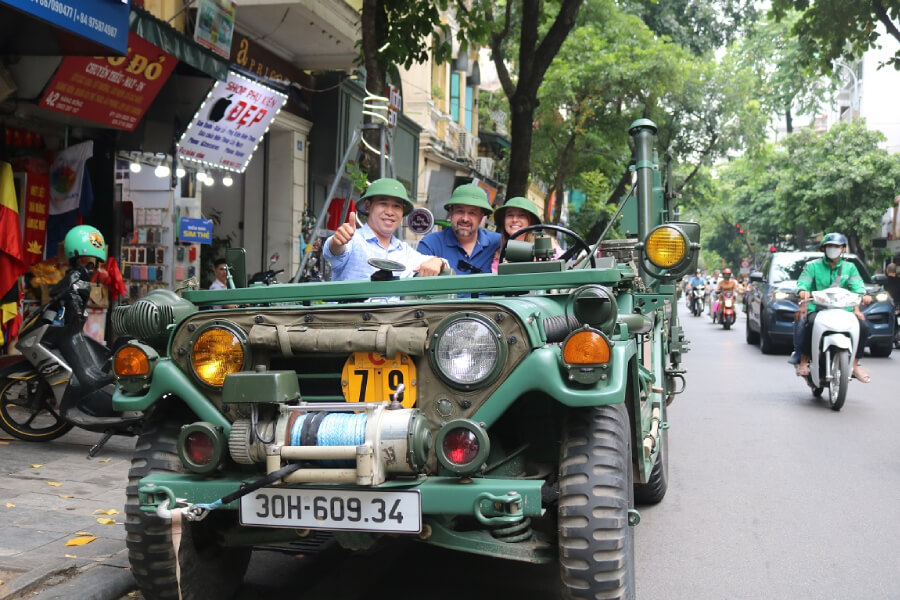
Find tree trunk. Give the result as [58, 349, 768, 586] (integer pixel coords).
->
[360, 0, 387, 178]
[785, 107, 793, 134]
[848, 232, 866, 263]
[506, 96, 535, 198]
[548, 133, 577, 223]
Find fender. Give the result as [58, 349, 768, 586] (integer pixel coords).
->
[821, 333, 853, 352]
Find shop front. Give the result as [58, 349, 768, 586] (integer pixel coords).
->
[0, 4, 230, 352]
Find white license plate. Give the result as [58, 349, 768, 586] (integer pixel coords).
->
[240, 487, 421, 533]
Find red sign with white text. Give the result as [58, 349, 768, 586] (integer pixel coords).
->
[23, 174, 50, 265]
[39, 33, 177, 132]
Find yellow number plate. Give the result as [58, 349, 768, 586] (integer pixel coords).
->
[341, 352, 417, 408]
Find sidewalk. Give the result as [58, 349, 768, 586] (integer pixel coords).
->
[0, 429, 137, 599]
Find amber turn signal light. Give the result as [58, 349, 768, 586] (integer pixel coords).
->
[562, 330, 611, 364]
[114, 346, 150, 377]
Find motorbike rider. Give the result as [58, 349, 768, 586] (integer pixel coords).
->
[794, 233, 872, 382]
[685, 270, 705, 309]
[52, 225, 107, 330]
[712, 268, 738, 319]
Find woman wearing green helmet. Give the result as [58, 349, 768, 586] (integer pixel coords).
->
[491, 196, 561, 273]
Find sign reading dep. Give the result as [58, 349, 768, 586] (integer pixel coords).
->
[179, 218, 214, 244]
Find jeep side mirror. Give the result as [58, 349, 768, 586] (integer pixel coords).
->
[226, 247, 247, 288]
[872, 274, 887, 284]
[749, 271, 763, 282]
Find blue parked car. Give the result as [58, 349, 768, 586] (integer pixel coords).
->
[746, 251, 894, 357]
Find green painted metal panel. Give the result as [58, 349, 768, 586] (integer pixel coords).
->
[137, 473, 544, 518]
[182, 269, 623, 306]
[112, 360, 231, 433]
[471, 342, 636, 426]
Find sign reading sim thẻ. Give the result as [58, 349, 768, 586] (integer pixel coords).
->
[176, 71, 287, 173]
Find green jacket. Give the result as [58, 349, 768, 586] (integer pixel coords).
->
[796, 258, 866, 312]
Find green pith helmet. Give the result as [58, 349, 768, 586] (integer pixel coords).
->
[358, 177, 415, 215]
[819, 232, 848, 249]
[64, 225, 107, 263]
[443, 183, 493, 215]
[493, 196, 542, 228]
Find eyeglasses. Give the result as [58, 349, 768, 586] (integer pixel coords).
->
[456, 259, 483, 274]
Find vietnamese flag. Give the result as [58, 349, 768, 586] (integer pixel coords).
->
[0, 162, 27, 304]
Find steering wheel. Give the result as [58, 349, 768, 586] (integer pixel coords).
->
[504, 224, 595, 269]
[368, 258, 405, 281]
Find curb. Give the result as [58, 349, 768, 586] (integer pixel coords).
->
[0, 562, 76, 600]
[27, 565, 134, 600]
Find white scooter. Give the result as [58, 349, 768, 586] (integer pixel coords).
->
[802, 288, 860, 411]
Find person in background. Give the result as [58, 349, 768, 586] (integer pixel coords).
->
[418, 183, 500, 274]
[883, 262, 900, 304]
[490, 196, 562, 273]
[323, 178, 447, 281]
[210, 258, 228, 290]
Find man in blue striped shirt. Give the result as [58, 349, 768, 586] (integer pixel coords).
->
[323, 178, 447, 281]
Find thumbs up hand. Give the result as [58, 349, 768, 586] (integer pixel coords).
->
[329, 209, 357, 255]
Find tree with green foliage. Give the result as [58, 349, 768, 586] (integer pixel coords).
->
[530, 0, 690, 224]
[776, 120, 900, 262]
[625, 0, 759, 57]
[457, 0, 584, 198]
[735, 12, 836, 133]
[771, 0, 900, 71]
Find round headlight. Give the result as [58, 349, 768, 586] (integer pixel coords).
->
[191, 325, 246, 387]
[875, 291, 890, 303]
[645, 226, 687, 269]
[432, 315, 505, 389]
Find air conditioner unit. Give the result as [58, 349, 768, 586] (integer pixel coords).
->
[475, 156, 494, 178]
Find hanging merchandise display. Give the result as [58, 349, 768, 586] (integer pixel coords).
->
[116, 159, 201, 301]
[176, 70, 287, 172]
[39, 33, 178, 132]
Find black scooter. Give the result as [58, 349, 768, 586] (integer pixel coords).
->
[0, 269, 142, 456]
[248, 252, 284, 286]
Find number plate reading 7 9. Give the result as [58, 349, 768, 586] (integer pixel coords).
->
[240, 488, 421, 533]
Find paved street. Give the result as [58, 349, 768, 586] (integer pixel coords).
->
[0, 429, 134, 598]
[636, 304, 900, 599]
[3, 305, 899, 599]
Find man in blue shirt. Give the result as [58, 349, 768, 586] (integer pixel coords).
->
[417, 183, 500, 274]
[323, 178, 447, 281]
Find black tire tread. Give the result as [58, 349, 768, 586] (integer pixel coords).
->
[559, 404, 634, 600]
[125, 405, 250, 599]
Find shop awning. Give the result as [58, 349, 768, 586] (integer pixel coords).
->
[129, 6, 230, 82]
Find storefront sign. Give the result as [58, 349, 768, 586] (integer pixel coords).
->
[178, 217, 213, 244]
[39, 33, 177, 132]
[386, 84, 401, 128]
[0, 0, 130, 55]
[193, 0, 235, 59]
[23, 173, 50, 265]
[176, 71, 287, 173]
[231, 30, 312, 117]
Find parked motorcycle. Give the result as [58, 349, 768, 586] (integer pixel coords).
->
[248, 252, 284, 286]
[690, 284, 706, 317]
[0, 274, 142, 455]
[800, 287, 860, 411]
[717, 290, 736, 329]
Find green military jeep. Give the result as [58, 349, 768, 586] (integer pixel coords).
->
[111, 120, 698, 600]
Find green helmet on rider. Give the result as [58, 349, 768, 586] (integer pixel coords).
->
[64, 225, 107, 267]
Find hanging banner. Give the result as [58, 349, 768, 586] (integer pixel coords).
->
[193, 0, 236, 59]
[39, 33, 178, 132]
[178, 217, 213, 244]
[23, 173, 50, 265]
[176, 71, 287, 173]
[48, 141, 92, 215]
[0, 0, 129, 55]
